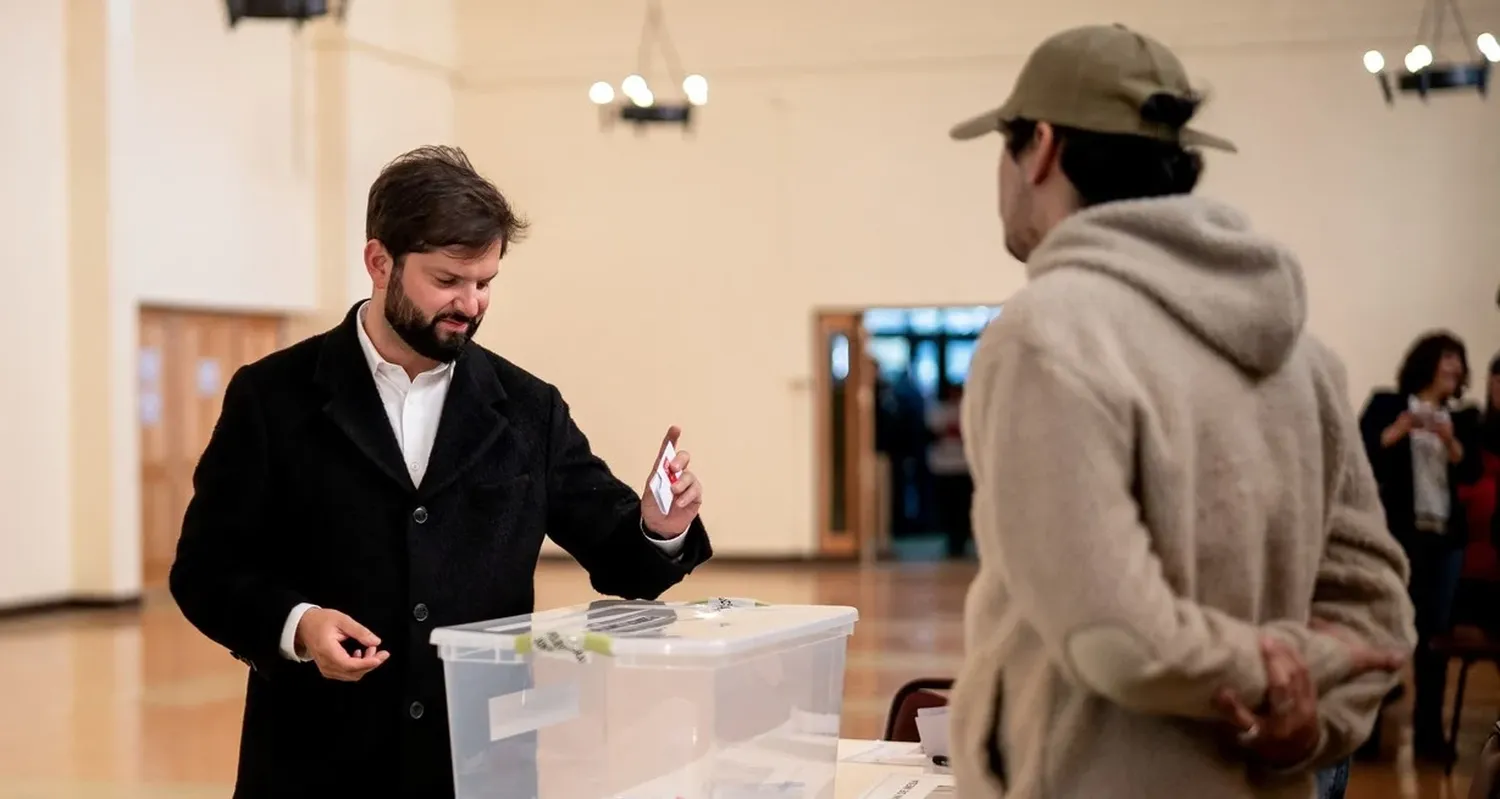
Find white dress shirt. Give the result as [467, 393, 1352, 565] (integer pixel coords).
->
[278, 301, 686, 661]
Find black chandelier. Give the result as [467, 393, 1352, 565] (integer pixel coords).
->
[1362, 0, 1497, 103]
[588, 1, 707, 132]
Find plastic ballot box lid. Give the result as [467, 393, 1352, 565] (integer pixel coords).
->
[431, 597, 859, 666]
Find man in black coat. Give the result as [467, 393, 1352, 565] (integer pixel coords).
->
[169, 145, 712, 798]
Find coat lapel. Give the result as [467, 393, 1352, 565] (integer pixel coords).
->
[419, 346, 510, 498]
[313, 303, 416, 493]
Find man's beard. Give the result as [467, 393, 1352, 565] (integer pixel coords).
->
[384, 276, 481, 363]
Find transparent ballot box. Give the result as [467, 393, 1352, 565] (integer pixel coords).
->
[431, 598, 858, 799]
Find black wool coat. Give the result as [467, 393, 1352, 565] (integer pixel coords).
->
[169, 302, 712, 798]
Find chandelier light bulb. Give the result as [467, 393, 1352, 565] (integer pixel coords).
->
[1404, 44, 1433, 72]
[622, 74, 649, 100]
[631, 88, 656, 107]
[1363, 50, 1385, 74]
[1479, 33, 1500, 62]
[588, 81, 616, 105]
[683, 74, 709, 106]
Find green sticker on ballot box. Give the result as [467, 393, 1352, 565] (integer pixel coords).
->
[516, 630, 613, 662]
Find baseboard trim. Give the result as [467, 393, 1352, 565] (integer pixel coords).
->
[0, 594, 144, 621]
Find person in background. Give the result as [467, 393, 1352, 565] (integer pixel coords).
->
[1485, 353, 1500, 459]
[927, 382, 972, 558]
[943, 24, 1415, 799]
[1449, 352, 1500, 637]
[169, 146, 712, 797]
[1359, 331, 1484, 760]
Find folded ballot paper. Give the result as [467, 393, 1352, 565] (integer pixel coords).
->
[914, 705, 950, 759]
[855, 774, 955, 799]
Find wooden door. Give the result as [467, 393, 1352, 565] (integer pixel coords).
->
[139, 308, 284, 587]
[814, 312, 878, 560]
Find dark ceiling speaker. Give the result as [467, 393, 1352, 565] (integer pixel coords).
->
[225, 0, 343, 27]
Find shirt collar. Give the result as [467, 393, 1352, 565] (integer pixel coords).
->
[355, 300, 455, 380]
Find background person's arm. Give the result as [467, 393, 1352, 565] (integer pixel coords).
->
[169, 368, 310, 678]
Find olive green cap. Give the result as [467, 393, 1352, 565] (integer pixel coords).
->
[950, 24, 1236, 152]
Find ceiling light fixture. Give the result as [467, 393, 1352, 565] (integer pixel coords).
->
[589, 1, 706, 133]
[1364, 0, 1493, 104]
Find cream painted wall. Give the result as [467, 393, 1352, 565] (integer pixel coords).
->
[0, 0, 460, 608]
[127, 0, 318, 313]
[454, 0, 1500, 556]
[0, 2, 72, 606]
[342, 0, 458, 308]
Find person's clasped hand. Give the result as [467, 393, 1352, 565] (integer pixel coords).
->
[295, 608, 390, 682]
[1214, 622, 1406, 767]
[1215, 636, 1322, 767]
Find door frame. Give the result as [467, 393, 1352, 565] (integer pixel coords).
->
[137, 305, 289, 587]
[812, 310, 878, 561]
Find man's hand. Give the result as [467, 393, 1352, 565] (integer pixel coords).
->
[1216, 623, 1407, 768]
[1216, 636, 1322, 768]
[295, 608, 390, 682]
[641, 426, 703, 537]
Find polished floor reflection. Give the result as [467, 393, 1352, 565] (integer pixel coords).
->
[0, 560, 1493, 798]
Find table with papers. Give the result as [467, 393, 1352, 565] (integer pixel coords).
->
[834, 739, 952, 799]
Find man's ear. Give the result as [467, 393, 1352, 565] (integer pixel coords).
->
[364, 240, 392, 290]
[1026, 121, 1062, 186]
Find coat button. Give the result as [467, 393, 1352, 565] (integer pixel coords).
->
[413, 506, 428, 524]
[413, 603, 429, 622]
[409, 701, 425, 720]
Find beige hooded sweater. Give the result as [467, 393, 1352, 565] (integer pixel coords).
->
[949, 195, 1417, 799]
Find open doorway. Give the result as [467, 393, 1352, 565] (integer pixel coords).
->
[813, 305, 1002, 563]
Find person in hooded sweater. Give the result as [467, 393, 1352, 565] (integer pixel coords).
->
[942, 24, 1417, 799]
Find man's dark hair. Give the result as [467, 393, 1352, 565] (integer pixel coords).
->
[365, 145, 528, 268]
[1397, 330, 1470, 399]
[1003, 93, 1206, 207]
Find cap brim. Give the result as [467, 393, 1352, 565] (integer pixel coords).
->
[949, 107, 1006, 141]
[1180, 127, 1238, 153]
[951, 106, 1238, 153]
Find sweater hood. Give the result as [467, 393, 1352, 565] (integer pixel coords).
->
[1027, 195, 1307, 378]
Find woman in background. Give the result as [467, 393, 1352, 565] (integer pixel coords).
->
[1458, 355, 1500, 630]
[1359, 332, 1485, 759]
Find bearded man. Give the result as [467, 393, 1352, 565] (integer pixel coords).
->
[170, 145, 712, 798]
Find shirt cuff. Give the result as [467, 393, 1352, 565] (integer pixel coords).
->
[641, 516, 691, 557]
[280, 602, 320, 662]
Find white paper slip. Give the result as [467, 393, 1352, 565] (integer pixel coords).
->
[856, 774, 955, 799]
[914, 705, 950, 758]
[648, 441, 678, 515]
[839, 740, 930, 767]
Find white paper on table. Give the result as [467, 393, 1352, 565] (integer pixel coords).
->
[839, 740, 930, 767]
[914, 705, 950, 758]
[855, 774, 955, 799]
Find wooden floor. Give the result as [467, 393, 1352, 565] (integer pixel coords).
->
[0, 560, 1494, 798]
